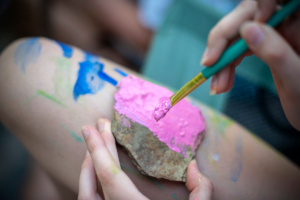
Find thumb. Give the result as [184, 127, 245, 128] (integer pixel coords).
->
[186, 160, 213, 200]
[240, 22, 300, 90]
[240, 22, 300, 130]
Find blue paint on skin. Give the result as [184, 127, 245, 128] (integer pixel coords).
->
[73, 60, 117, 100]
[229, 136, 243, 182]
[56, 42, 73, 58]
[114, 68, 128, 77]
[84, 52, 99, 62]
[14, 38, 41, 73]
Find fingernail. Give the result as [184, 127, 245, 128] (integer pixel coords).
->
[191, 159, 197, 165]
[85, 150, 90, 157]
[81, 126, 89, 140]
[201, 48, 209, 66]
[241, 23, 264, 47]
[97, 118, 104, 132]
[209, 75, 218, 95]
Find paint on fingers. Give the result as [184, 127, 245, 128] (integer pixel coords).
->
[14, 38, 41, 73]
[110, 164, 121, 175]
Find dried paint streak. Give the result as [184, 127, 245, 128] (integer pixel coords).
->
[14, 38, 41, 73]
[61, 124, 84, 143]
[73, 60, 117, 100]
[120, 163, 164, 190]
[114, 68, 128, 77]
[52, 57, 73, 100]
[70, 132, 84, 143]
[56, 41, 73, 58]
[171, 194, 182, 200]
[229, 136, 243, 182]
[33, 90, 68, 108]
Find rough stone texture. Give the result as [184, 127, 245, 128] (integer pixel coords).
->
[111, 110, 202, 182]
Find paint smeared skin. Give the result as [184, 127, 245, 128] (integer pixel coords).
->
[229, 136, 243, 182]
[56, 42, 73, 58]
[73, 61, 117, 100]
[114, 68, 128, 77]
[14, 38, 41, 73]
[52, 57, 73, 101]
[29, 90, 68, 108]
[84, 52, 99, 62]
[61, 124, 84, 143]
[114, 75, 205, 156]
[171, 194, 182, 200]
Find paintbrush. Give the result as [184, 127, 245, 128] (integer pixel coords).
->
[154, 0, 300, 121]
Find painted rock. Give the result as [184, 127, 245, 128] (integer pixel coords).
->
[111, 75, 206, 182]
[112, 110, 203, 182]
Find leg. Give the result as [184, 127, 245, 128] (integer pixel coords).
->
[0, 37, 299, 200]
[0, 37, 186, 199]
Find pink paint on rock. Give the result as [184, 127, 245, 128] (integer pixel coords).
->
[114, 75, 205, 156]
[154, 98, 172, 121]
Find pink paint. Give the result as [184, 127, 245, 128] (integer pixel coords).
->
[114, 75, 205, 155]
[154, 98, 172, 121]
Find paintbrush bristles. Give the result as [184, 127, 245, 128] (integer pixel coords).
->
[170, 72, 207, 106]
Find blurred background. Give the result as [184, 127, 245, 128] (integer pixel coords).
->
[0, 0, 299, 199]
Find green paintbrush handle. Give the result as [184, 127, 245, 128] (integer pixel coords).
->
[202, 0, 300, 79]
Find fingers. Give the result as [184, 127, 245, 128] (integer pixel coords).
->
[201, 0, 257, 66]
[97, 118, 120, 165]
[202, 0, 257, 94]
[240, 22, 300, 84]
[78, 151, 102, 200]
[81, 123, 147, 200]
[186, 160, 213, 200]
[255, 0, 277, 22]
[240, 22, 300, 129]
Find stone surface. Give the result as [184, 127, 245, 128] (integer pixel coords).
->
[111, 110, 204, 182]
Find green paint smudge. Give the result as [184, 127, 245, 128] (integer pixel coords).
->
[52, 57, 73, 101]
[208, 110, 233, 136]
[110, 164, 120, 174]
[29, 90, 68, 108]
[61, 124, 84, 143]
[70, 132, 84, 143]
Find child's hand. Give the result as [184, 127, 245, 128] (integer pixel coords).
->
[202, 0, 300, 130]
[78, 118, 213, 200]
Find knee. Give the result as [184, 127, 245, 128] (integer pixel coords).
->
[0, 37, 62, 116]
[0, 37, 59, 75]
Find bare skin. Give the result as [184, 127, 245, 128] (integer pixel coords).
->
[0, 38, 299, 199]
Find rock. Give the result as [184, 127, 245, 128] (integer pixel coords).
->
[111, 110, 201, 182]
